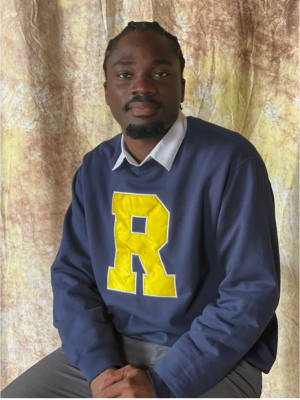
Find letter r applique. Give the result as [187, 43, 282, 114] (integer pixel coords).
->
[107, 192, 177, 297]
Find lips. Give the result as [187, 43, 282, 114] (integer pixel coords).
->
[129, 102, 160, 117]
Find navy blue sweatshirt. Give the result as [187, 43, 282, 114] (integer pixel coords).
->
[51, 116, 280, 397]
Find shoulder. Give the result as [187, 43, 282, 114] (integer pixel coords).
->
[185, 116, 263, 165]
[73, 134, 122, 188]
[82, 134, 122, 170]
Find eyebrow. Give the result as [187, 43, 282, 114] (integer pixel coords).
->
[112, 59, 173, 68]
[113, 60, 134, 68]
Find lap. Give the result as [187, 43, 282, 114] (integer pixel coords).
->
[1, 348, 91, 398]
[1, 336, 262, 398]
[199, 359, 262, 398]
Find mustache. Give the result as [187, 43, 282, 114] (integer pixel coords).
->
[123, 95, 163, 112]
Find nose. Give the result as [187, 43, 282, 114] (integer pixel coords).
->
[130, 74, 158, 96]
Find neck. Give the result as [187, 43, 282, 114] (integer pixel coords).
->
[123, 134, 164, 164]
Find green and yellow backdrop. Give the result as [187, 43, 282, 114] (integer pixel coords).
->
[1, 1, 299, 397]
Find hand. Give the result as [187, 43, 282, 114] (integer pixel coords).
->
[94, 365, 156, 398]
[90, 367, 117, 397]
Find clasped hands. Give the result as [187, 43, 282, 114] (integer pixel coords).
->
[91, 365, 156, 398]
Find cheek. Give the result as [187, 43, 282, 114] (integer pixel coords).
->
[106, 93, 126, 123]
[167, 88, 183, 108]
[169, 83, 183, 100]
[106, 90, 121, 110]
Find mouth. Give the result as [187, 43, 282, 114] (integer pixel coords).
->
[129, 102, 160, 117]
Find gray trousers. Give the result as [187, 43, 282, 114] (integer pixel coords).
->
[2, 334, 262, 398]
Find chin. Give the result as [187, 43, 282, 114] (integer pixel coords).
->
[125, 121, 167, 140]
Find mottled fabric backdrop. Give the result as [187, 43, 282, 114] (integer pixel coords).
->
[1, 0, 299, 397]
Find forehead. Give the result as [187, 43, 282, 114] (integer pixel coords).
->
[107, 31, 180, 67]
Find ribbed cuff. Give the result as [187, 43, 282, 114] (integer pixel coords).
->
[74, 344, 124, 384]
[147, 370, 177, 398]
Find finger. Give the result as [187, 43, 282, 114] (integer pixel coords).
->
[98, 381, 124, 398]
[98, 368, 127, 391]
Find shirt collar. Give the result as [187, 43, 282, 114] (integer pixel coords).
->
[112, 111, 187, 171]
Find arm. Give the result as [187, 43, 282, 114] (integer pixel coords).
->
[148, 157, 280, 397]
[51, 167, 124, 385]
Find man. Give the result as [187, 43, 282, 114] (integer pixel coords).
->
[2, 21, 280, 398]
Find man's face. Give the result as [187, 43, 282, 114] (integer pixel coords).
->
[104, 31, 185, 138]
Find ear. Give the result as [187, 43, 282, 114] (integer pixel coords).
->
[103, 82, 109, 105]
[181, 78, 186, 103]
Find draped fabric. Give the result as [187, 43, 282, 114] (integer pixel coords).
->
[1, 1, 298, 397]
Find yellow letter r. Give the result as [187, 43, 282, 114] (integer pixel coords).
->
[108, 192, 177, 297]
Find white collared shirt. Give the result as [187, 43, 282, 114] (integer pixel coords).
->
[112, 111, 187, 171]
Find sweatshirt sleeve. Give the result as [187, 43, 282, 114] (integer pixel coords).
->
[147, 370, 176, 398]
[51, 167, 124, 383]
[152, 157, 280, 398]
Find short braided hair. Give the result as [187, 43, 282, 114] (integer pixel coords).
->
[103, 21, 185, 79]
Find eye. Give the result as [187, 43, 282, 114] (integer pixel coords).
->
[117, 72, 132, 78]
[153, 72, 169, 78]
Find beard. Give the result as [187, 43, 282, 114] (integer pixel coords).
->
[125, 121, 166, 140]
